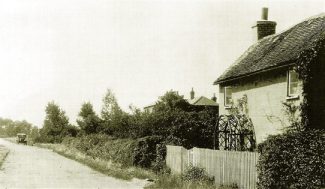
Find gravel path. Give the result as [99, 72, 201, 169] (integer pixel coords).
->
[0, 138, 148, 189]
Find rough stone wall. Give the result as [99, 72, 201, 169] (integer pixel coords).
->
[219, 69, 302, 144]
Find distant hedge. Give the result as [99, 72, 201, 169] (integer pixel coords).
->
[257, 129, 325, 189]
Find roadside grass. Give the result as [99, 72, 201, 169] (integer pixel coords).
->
[0, 145, 9, 168]
[145, 173, 215, 189]
[145, 173, 238, 189]
[35, 143, 156, 181]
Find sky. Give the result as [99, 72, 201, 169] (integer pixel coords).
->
[0, 0, 324, 127]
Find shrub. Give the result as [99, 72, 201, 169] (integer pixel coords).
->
[151, 143, 167, 173]
[62, 134, 165, 168]
[146, 171, 216, 189]
[182, 166, 214, 184]
[62, 134, 137, 166]
[133, 135, 164, 168]
[257, 129, 325, 189]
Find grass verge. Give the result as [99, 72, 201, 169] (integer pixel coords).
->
[145, 174, 217, 189]
[35, 143, 156, 181]
[0, 145, 9, 168]
[145, 166, 238, 189]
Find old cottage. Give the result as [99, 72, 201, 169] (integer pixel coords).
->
[214, 9, 325, 145]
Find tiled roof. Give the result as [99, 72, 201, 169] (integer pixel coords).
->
[214, 13, 325, 84]
[187, 96, 218, 106]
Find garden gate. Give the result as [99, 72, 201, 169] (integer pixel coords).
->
[215, 115, 256, 151]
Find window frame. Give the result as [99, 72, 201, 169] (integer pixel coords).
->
[224, 86, 233, 107]
[287, 69, 299, 98]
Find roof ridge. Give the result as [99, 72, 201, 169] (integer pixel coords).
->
[193, 96, 203, 104]
[273, 12, 325, 37]
[214, 12, 325, 84]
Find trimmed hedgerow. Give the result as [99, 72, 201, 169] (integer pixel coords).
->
[257, 129, 325, 189]
[62, 134, 165, 168]
[62, 134, 137, 166]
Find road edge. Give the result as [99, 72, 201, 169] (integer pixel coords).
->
[0, 145, 9, 169]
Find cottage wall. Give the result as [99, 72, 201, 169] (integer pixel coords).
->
[219, 69, 302, 144]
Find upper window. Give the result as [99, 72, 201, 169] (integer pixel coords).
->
[224, 87, 233, 107]
[287, 70, 299, 97]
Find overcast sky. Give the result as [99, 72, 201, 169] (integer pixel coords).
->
[0, 0, 324, 127]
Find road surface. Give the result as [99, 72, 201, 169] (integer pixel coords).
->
[0, 139, 148, 189]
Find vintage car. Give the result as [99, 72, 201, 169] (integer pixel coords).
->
[16, 133, 27, 145]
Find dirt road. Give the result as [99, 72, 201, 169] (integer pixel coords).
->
[0, 139, 148, 189]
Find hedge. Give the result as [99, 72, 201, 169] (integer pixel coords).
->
[62, 134, 164, 168]
[257, 129, 325, 189]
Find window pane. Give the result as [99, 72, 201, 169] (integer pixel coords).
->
[289, 70, 299, 96]
[290, 82, 298, 95]
[225, 87, 232, 106]
[290, 71, 299, 82]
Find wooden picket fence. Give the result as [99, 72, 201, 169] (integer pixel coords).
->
[166, 145, 259, 189]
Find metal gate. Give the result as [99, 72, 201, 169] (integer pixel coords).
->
[215, 115, 256, 151]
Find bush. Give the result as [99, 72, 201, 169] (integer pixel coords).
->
[62, 134, 165, 168]
[146, 171, 216, 189]
[257, 129, 325, 189]
[182, 166, 214, 184]
[62, 134, 137, 166]
[133, 135, 164, 168]
[151, 143, 167, 173]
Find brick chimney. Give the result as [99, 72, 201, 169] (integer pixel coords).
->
[190, 88, 195, 100]
[252, 8, 277, 40]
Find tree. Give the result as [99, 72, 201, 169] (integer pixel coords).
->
[147, 90, 217, 148]
[153, 90, 192, 112]
[77, 102, 101, 134]
[29, 126, 40, 142]
[100, 89, 126, 135]
[40, 102, 71, 143]
[148, 91, 191, 138]
[13, 120, 32, 135]
[126, 105, 153, 138]
[0, 117, 40, 141]
[101, 89, 122, 121]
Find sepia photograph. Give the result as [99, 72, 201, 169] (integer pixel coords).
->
[0, 0, 324, 188]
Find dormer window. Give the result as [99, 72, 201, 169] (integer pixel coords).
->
[287, 70, 299, 97]
[224, 86, 233, 107]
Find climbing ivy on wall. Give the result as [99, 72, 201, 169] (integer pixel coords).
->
[228, 94, 248, 115]
[296, 35, 325, 129]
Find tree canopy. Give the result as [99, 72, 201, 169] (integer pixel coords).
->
[39, 102, 78, 143]
[0, 117, 39, 140]
[77, 102, 101, 134]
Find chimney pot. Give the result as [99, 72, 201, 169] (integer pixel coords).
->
[190, 88, 195, 100]
[252, 7, 276, 40]
[261, 7, 268, 20]
[211, 93, 217, 102]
